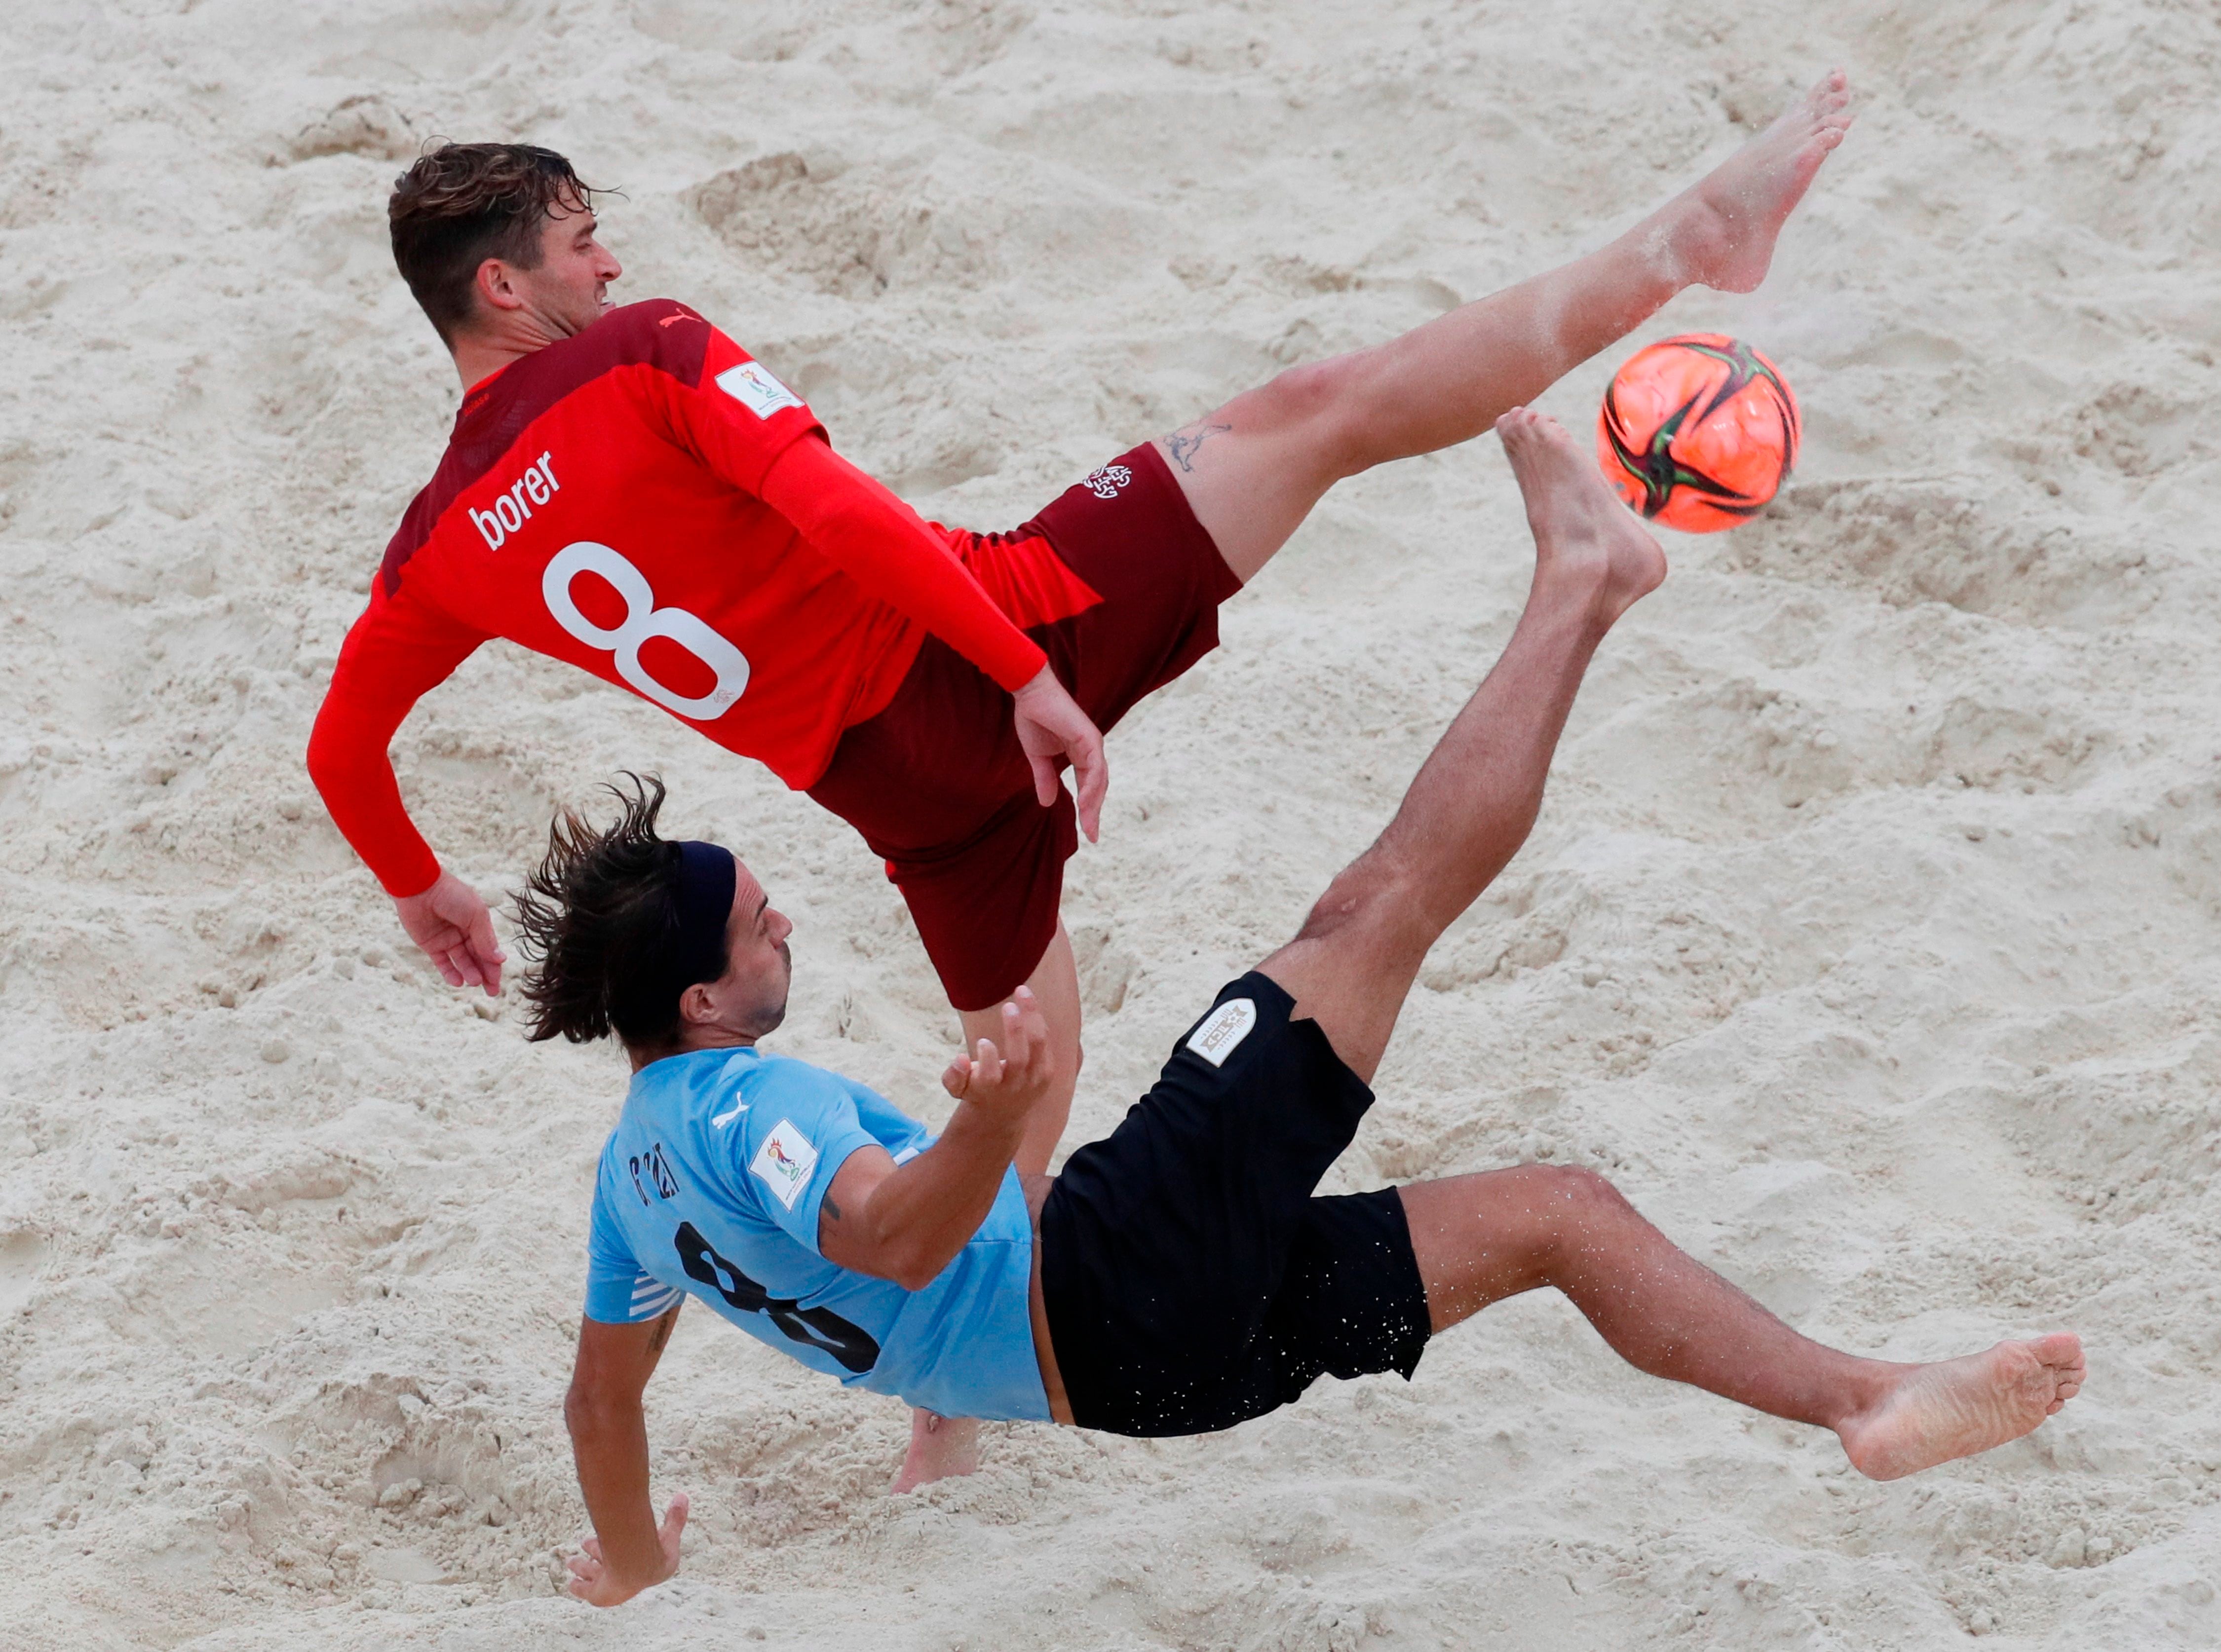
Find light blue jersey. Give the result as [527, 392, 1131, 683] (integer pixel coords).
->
[582, 1046, 1049, 1423]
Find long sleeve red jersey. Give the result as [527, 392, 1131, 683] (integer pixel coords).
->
[306, 300, 1051, 898]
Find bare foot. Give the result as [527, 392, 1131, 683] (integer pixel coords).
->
[1837, 1334, 2086, 1482]
[1496, 408, 1667, 628]
[889, 1410, 981, 1494]
[1658, 69, 1855, 293]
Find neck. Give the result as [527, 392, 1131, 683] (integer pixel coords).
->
[628, 1028, 760, 1073]
[449, 309, 584, 392]
[451, 329, 541, 393]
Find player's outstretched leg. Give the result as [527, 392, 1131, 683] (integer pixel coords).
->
[1169, 70, 1854, 581]
[1397, 1164, 2087, 1479]
[1257, 408, 1664, 1082]
[1241, 408, 2083, 1481]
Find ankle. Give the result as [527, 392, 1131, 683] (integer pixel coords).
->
[1526, 563, 1621, 637]
[1636, 179, 1748, 292]
[1615, 199, 1707, 295]
[1828, 1362, 1906, 1432]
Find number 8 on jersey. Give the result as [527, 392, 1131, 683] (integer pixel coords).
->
[542, 540, 751, 721]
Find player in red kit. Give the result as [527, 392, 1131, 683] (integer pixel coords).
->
[310, 80, 1853, 1485]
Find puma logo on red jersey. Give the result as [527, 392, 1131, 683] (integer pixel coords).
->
[469, 451, 561, 551]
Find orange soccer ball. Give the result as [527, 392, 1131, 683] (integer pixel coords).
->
[1597, 335, 1800, 532]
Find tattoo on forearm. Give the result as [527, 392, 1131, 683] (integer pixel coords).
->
[648, 1309, 677, 1354]
[1167, 421, 1232, 473]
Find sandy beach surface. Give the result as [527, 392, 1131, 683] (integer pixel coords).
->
[4, 1, 2220, 1647]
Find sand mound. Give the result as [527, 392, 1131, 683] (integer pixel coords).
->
[2, 2, 2218, 1647]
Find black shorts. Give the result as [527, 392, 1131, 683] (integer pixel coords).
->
[1038, 973, 1433, 1436]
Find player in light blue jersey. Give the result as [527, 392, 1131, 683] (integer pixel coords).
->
[527, 413, 2087, 1610]
[578, 993, 1051, 1425]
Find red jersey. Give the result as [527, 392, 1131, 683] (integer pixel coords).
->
[308, 299, 1085, 898]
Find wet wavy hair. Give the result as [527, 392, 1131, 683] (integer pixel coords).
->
[387, 142, 606, 343]
[512, 774, 722, 1050]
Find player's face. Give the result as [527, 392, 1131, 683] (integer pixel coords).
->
[712, 861, 793, 1038]
[520, 194, 622, 334]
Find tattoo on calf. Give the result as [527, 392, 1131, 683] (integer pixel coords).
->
[1167, 421, 1232, 473]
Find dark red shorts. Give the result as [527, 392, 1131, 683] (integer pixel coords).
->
[808, 443, 1241, 1010]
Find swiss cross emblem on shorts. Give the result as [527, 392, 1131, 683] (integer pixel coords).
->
[1084, 464, 1133, 500]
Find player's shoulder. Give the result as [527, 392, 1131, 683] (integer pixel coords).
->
[373, 300, 735, 592]
[587, 299, 729, 374]
[468, 300, 730, 409]
[744, 1049, 857, 1110]
[598, 296, 709, 338]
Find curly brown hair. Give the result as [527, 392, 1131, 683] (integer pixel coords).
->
[388, 142, 605, 343]
[511, 774, 724, 1050]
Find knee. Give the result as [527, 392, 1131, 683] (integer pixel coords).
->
[1252, 359, 1341, 422]
[1292, 876, 1366, 945]
[1516, 1163, 1633, 1240]
[1294, 856, 1427, 950]
[1236, 358, 1377, 475]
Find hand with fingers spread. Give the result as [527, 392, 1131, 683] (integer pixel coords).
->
[565, 1491, 688, 1607]
[393, 868, 506, 996]
[941, 986, 1057, 1130]
[1011, 666, 1107, 843]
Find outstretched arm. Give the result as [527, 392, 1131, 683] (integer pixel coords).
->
[564, 1306, 690, 1607]
[306, 584, 506, 991]
[756, 439, 1107, 839]
[818, 990, 1051, 1289]
[755, 436, 1046, 692]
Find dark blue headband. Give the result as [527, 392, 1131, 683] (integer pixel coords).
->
[669, 839, 737, 991]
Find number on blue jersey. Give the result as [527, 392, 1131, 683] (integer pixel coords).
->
[674, 1221, 881, 1374]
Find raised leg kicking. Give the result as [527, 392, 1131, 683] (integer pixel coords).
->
[546, 413, 2080, 1608]
[1158, 70, 1853, 583]
[979, 68, 1857, 1152]
[1224, 412, 2084, 1480]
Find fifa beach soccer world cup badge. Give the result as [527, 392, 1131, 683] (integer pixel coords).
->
[750, 1120, 819, 1210]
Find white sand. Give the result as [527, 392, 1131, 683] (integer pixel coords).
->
[3, 2, 2219, 1647]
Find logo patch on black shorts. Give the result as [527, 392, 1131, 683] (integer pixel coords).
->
[1186, 998, 1257, 1067]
